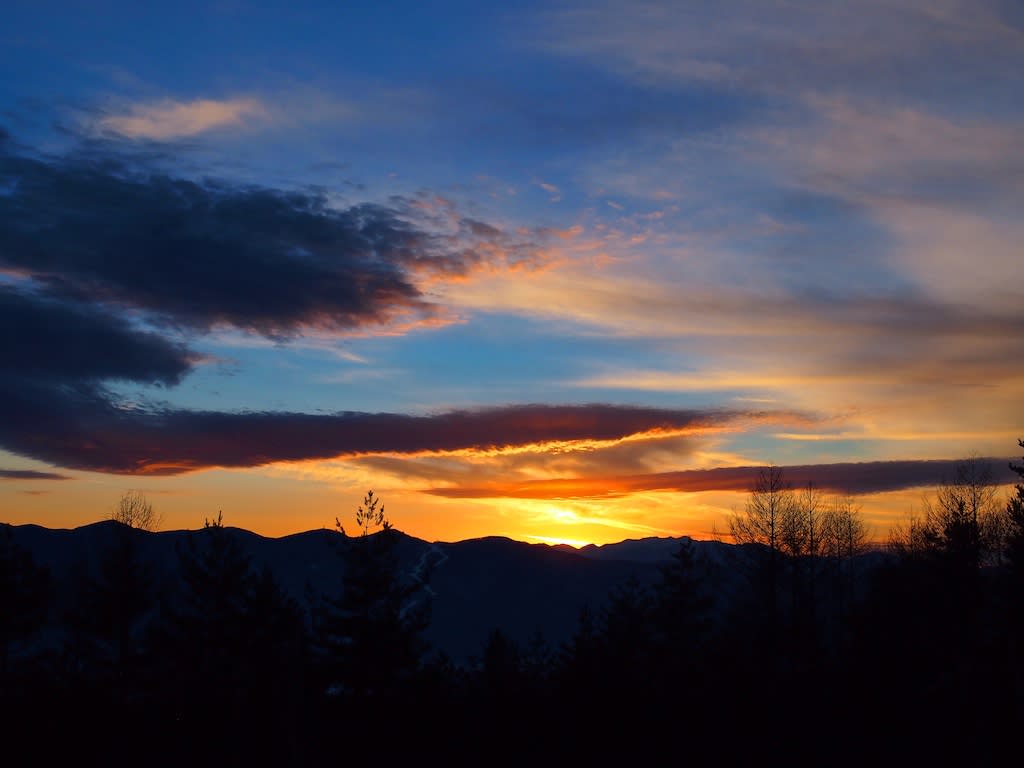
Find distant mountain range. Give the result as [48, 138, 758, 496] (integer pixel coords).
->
[5, 521, 875, 661]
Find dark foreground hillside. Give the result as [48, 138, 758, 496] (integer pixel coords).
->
[3, 513, 1024, 766]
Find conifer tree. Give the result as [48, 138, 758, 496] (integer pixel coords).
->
[558, 604, 600, 698]
[316, 491, 429, 699]
[0, 524, 50, 677]
[600, 573, 654, 691]
[74, 523, 153, 674]
[159, 513, 306, 763]
[1005, 441, 1024, 585]
[1004, 441, 1024, 645]
[651, 538, 712, 672]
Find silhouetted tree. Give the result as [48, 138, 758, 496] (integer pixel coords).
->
[784, 482, 826, 642]
[68, 523, 154, 679]
[522, 627, 552, 687]
[479, 628, 523, 696]
[820, 493, 869, 632]
[110, 489, 161, 531]
[862, 458, 1017, 762]
[1002, 440, 1024, 700]
[730, 466, 794, 553]
[316, 491, 429, 700]
[892, 457, 1002, 569]
[159, 512, 306, 764]
[52, 522, 164, 762]
[728, 466, 795, 640]
[1003, 441, 1024, 588]
[600, 573, 654, 690]
[650, 538, 712, 672]
[557, 603, 600, 700]
[0, 524, 50, 677]
[0, 528, 59, 767]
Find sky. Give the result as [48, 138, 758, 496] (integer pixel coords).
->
[1, 0, 1022, 545]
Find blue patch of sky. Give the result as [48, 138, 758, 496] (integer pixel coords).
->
[718, 430, 886, 467]
[2, 1, 515, 97]
[118, 312, 733, 415]
[345, 313, 674, 409]
[760, 191, 910, 296]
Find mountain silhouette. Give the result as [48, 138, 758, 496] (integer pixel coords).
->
[7, 521, 746, 659]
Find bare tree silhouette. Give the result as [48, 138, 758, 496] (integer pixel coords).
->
[110, 490, 162, 531]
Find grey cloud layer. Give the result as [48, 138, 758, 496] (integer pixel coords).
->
[539, 0, 1022, 101]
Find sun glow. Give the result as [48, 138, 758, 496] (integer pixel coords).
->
[523, 534, 590, 548]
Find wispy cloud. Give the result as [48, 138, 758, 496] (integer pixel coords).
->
[535, 179, 562, 202]
[99, 97, 268, 139]
[534, 0, 1024, 324]
[536, 0, 1022, 98]
[0, 468, 70, 481]
[777, 99, 1024, 205]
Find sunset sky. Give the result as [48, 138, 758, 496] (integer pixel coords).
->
[1, 0, 1022, 545]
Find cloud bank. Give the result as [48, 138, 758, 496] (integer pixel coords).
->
[424, 459, 1021, 500]
[0, 398, 751, 475]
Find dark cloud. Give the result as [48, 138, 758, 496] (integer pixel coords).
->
[424, 459, 1021, 499]
[0, 139, 562, 478]
[0, 284, 201, 479]
[0, 267, 756, 477]
[0, 469, 70, 480]
[0, 286, 193, 386]
[0, 398, 745, 475]
[0, 283, 199, 481]
[0, 144, 508, 336]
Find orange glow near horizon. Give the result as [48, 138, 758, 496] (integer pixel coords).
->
[2, 461, 990, 547]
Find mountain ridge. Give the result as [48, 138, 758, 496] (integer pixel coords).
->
[4, 520, 708, 659]
[3, 520, 881, 661]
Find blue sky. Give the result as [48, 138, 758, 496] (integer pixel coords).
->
[1, 0, 1022, 543]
